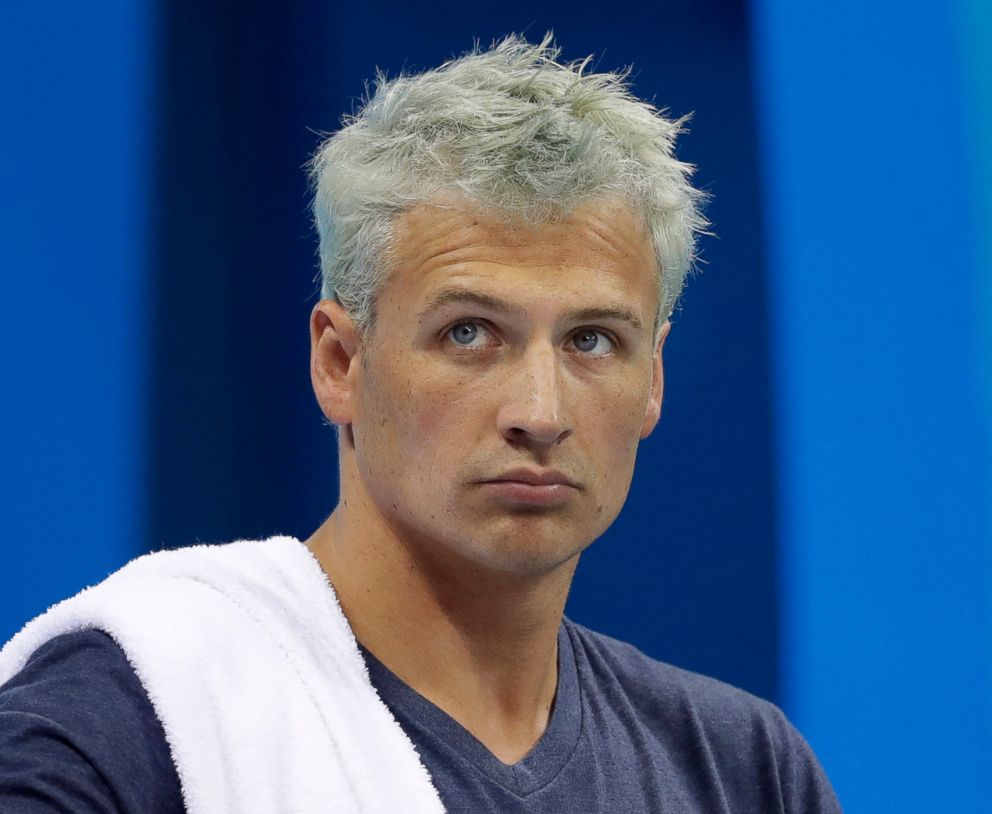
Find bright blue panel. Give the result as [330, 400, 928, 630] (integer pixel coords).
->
[0, 5, 154, 640]
[751, 0, 992, 810]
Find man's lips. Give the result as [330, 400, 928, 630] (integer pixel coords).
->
[477, 469, 580, 507]
[484, 468, 579, 487]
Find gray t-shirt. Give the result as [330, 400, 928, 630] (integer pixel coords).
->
[0, 621, 839, 812]
[362, 618, 840, 812]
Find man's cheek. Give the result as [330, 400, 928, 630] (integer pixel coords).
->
[412, 375, 480, 437]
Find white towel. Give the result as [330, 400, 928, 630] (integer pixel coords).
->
[0, 536, 445, 814]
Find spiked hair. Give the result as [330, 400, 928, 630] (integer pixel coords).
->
[310, 34, 708, 331]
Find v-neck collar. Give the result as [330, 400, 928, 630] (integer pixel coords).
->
[359, 622, 583, 797]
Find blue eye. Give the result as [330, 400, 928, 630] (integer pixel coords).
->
[446, 321, 489, 348]
[572, 329, 614, 355]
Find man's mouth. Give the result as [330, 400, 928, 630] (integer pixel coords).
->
[477, 468, 580, 507]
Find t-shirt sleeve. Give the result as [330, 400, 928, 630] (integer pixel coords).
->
[767, 705, 842, 813]
[0, 629, 184, 814]
[689, 683, 842, 812]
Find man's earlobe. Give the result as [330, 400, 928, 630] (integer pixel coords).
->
[310, 300, 360, 426]
[639, 320, 671, 439]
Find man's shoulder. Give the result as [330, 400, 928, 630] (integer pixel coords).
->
[565, 616, 779, 717]
[0, 629, 184, 813]
[567, 621, 825, 765]
[0, 628, 160, 734]
[563, 619, 841, 811]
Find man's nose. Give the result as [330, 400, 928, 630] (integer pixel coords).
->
[496, 343, 573, 448]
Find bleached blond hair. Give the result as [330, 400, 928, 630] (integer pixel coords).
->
[310, 34, 707, 332]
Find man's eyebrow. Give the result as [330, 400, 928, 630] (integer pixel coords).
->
[418, 289, 527, 321]
[568, 306, 644, 332]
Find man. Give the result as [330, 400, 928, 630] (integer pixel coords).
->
[0, 36, 840, 812]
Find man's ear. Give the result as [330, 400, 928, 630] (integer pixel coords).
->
[640, 320, 671, 439]
[310, 299, 360, 426]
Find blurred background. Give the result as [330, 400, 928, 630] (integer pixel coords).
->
[1, 1, 989, 810]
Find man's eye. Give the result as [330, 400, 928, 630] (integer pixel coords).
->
[572, 329, 614, 356]
[446, 321, 489, 348]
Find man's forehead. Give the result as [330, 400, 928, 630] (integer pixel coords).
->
[390, 197, 653, 258]
[385, 199, 658, 294]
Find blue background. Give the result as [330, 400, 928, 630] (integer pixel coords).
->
[2, 2, 990, 810]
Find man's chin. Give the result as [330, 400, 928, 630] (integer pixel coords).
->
[435, 523, 594, 582]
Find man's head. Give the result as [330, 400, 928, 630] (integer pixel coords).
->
[309, 35, 706, 335]
[309, 37, 706, 578]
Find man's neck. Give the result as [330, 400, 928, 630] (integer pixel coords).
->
[305, 497, 577, 764]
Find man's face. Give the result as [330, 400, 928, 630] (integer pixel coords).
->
[343, 200, 666, 578]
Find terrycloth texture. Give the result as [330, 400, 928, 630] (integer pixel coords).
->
[0, 537, 445, 814]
